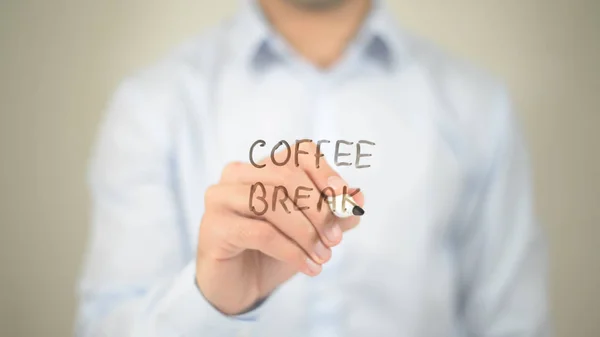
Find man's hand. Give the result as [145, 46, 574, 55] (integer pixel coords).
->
[195, 141, 365, 315]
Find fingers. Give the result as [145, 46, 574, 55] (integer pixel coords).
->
[212, 140, 366, 276]
[224, 216, 323, 276]
[219, 161, 342, 247]
[271, 141, 365, 234]
[205, 183, 332, 265]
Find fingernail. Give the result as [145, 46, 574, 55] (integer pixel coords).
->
[314, 240, 331, 262]
[306, 258, 322, 275]
[325, 223, 342, 243]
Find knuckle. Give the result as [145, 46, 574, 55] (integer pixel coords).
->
[221, 161, 243, 180]
[203, 184, 220, 206]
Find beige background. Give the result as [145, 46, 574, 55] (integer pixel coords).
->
[1, 0, 598, 336]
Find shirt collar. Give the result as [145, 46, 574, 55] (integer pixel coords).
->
[229, 0, 404, 72]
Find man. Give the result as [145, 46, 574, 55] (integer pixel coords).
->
[75, 0, 549, 336]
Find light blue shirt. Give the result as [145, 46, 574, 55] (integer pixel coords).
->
[75, 1, 549, 336]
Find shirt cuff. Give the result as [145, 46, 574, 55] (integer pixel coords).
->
[157, 261, 263, 336]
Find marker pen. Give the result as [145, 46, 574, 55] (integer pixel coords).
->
[327, 193, 365, 218]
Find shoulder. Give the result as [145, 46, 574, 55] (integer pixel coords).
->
[102, 19, 235, 135]
[92, 19, 236, 168]
[113, 18, 233, 104]
[398, 29, 517, 163]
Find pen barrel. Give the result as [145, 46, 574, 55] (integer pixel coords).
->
[327, 194, 362, 218]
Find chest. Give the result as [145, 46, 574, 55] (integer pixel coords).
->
[175, 70, 465, 333]
[178, 68, 466, 255]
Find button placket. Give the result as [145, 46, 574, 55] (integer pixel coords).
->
[306, 76, 345, 337]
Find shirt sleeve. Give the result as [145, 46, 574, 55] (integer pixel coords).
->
[75, 75, 263, 337]
[454, 88, 550, 336]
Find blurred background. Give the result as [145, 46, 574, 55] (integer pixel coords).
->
[0, 0, 598, 336]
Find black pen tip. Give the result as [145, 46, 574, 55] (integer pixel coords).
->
[352, 205, 365, 216]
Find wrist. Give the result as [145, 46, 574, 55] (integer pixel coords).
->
[194, 263, 259, 316]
